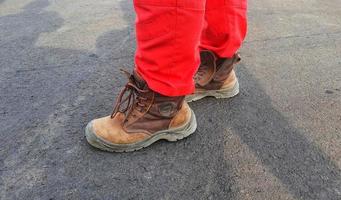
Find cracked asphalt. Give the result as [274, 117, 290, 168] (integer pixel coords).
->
[1, 0, 341, 199]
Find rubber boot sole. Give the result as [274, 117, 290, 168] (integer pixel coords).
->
[85, 109, 197, 152]
[186, 80, 239, 102]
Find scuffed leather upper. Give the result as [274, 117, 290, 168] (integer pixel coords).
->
[91, 71, 191, 144]
[195, 50, 241, 90]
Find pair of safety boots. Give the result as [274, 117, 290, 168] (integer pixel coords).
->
[85, 50, 241, 152]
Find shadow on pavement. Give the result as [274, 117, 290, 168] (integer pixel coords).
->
[194, 64, 341, 199]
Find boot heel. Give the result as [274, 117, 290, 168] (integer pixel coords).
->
[212, 79, 240, 99]
[186, 80, 239, 102]
[163, 110, 197, 142]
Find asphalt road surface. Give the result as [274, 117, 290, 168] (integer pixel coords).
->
[1, 0, 341, 199]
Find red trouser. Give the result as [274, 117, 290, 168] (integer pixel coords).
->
[134, 0, 247, 96]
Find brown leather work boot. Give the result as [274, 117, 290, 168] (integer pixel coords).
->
[85, 71, 197, 152]
[186, 50, 241, 102]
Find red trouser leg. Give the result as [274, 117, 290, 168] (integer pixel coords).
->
[134, 0, 206, 96]
[134, 0, 247, 96]
[201, 0, 248, 58]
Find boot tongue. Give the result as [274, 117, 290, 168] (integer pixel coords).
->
[132, 71, 148, 89]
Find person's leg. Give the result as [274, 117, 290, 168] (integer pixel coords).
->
[135, 0, 206, 97]
[187, 0, 247, 102]
[85, 0, 206, 152]
[201, 0, 247, 58]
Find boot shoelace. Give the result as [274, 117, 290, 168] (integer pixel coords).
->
[195, 62, 217, 86]
[111, 72, 149, 122]
[194, 68, 207, 82]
